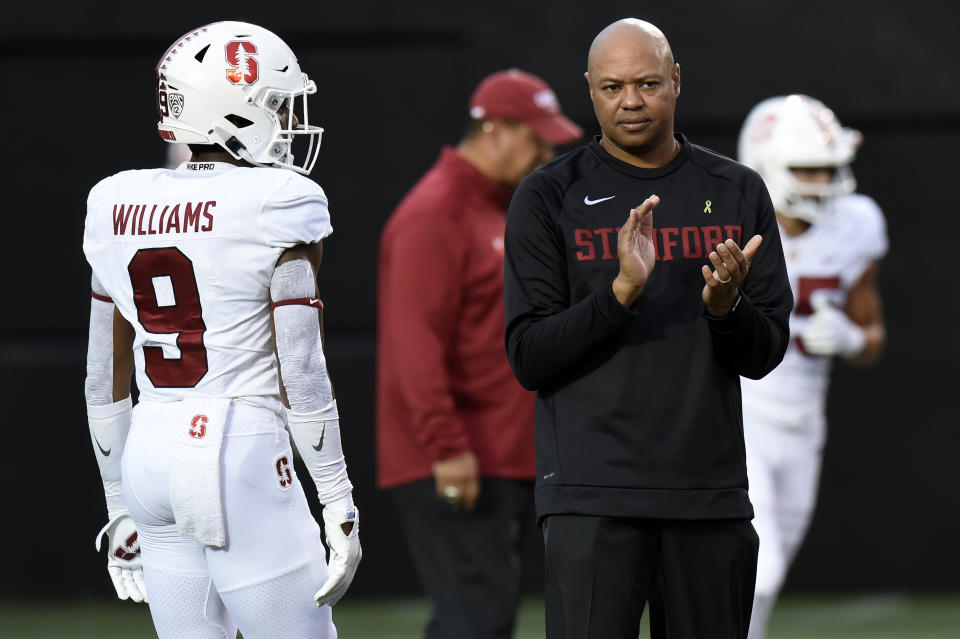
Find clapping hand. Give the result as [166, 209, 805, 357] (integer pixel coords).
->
[701, 236, 763, 315]
[612, 195, 660, 307]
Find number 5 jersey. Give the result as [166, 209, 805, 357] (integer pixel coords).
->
[739, 193, 888, 427]
[83, 161, 332, 412]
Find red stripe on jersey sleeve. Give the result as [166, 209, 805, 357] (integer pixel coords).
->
[91, 291, 114, 303]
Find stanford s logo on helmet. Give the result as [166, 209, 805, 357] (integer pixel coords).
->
[155, 21, 323, 175]
[225, 41, 258, 86]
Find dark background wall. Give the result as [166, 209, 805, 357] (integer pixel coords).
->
[1, 0, 956, 598]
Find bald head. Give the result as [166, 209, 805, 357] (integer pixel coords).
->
[587, 19, 674, 77]
[584, 18, 682, 168]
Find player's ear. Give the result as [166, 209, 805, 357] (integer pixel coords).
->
[672, 63, 681, 98]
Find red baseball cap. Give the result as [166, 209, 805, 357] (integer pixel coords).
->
[469, 69, 583, 145]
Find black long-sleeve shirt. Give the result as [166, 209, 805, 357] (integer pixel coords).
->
[504, 135, 792, 521]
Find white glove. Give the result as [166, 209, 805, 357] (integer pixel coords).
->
[314, 505, 361, 607]
[801, 294, 866, 357]
[95, 512, 148, 603]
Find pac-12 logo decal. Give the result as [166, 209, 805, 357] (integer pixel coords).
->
[189, 414, 208, 439]
[275, 453, 294, 490]
[225, 41, 258, 86]
[168, 92, 184, 118]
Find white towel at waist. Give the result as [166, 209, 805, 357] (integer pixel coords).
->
[169, 396, 232, 547]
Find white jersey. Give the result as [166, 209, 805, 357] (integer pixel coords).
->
[84, 161, 332, 412]
[740, 193, 887, 427]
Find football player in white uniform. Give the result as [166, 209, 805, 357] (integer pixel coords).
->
[737, 95, 887, 639]
[83, 21, 360, 639]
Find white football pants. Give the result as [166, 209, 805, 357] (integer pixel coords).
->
[743, 402, 825, 639]
[121, 400, 336, 639]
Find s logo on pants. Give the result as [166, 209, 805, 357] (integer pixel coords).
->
[275, 453, 293, 490]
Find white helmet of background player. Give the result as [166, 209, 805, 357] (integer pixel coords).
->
[738, 95, 861, 224]
[155, 21, 322, 175]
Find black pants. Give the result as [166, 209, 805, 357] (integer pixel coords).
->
[543, 515, 759, 639]
[392, 478, 534, 639]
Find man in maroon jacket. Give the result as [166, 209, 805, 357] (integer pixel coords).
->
[377, 69, 581, 639]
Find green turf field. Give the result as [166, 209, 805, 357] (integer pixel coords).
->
[0, 593, 957, 638]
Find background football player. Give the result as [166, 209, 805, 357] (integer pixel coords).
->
[83, 21, 360, 638]
[737, 95, 888, 639]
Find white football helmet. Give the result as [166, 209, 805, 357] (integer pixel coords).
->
[738, 95, 861, 223]
[156, 22, 322, 175]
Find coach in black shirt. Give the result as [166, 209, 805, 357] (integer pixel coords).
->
[504, 18, 793, 639]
